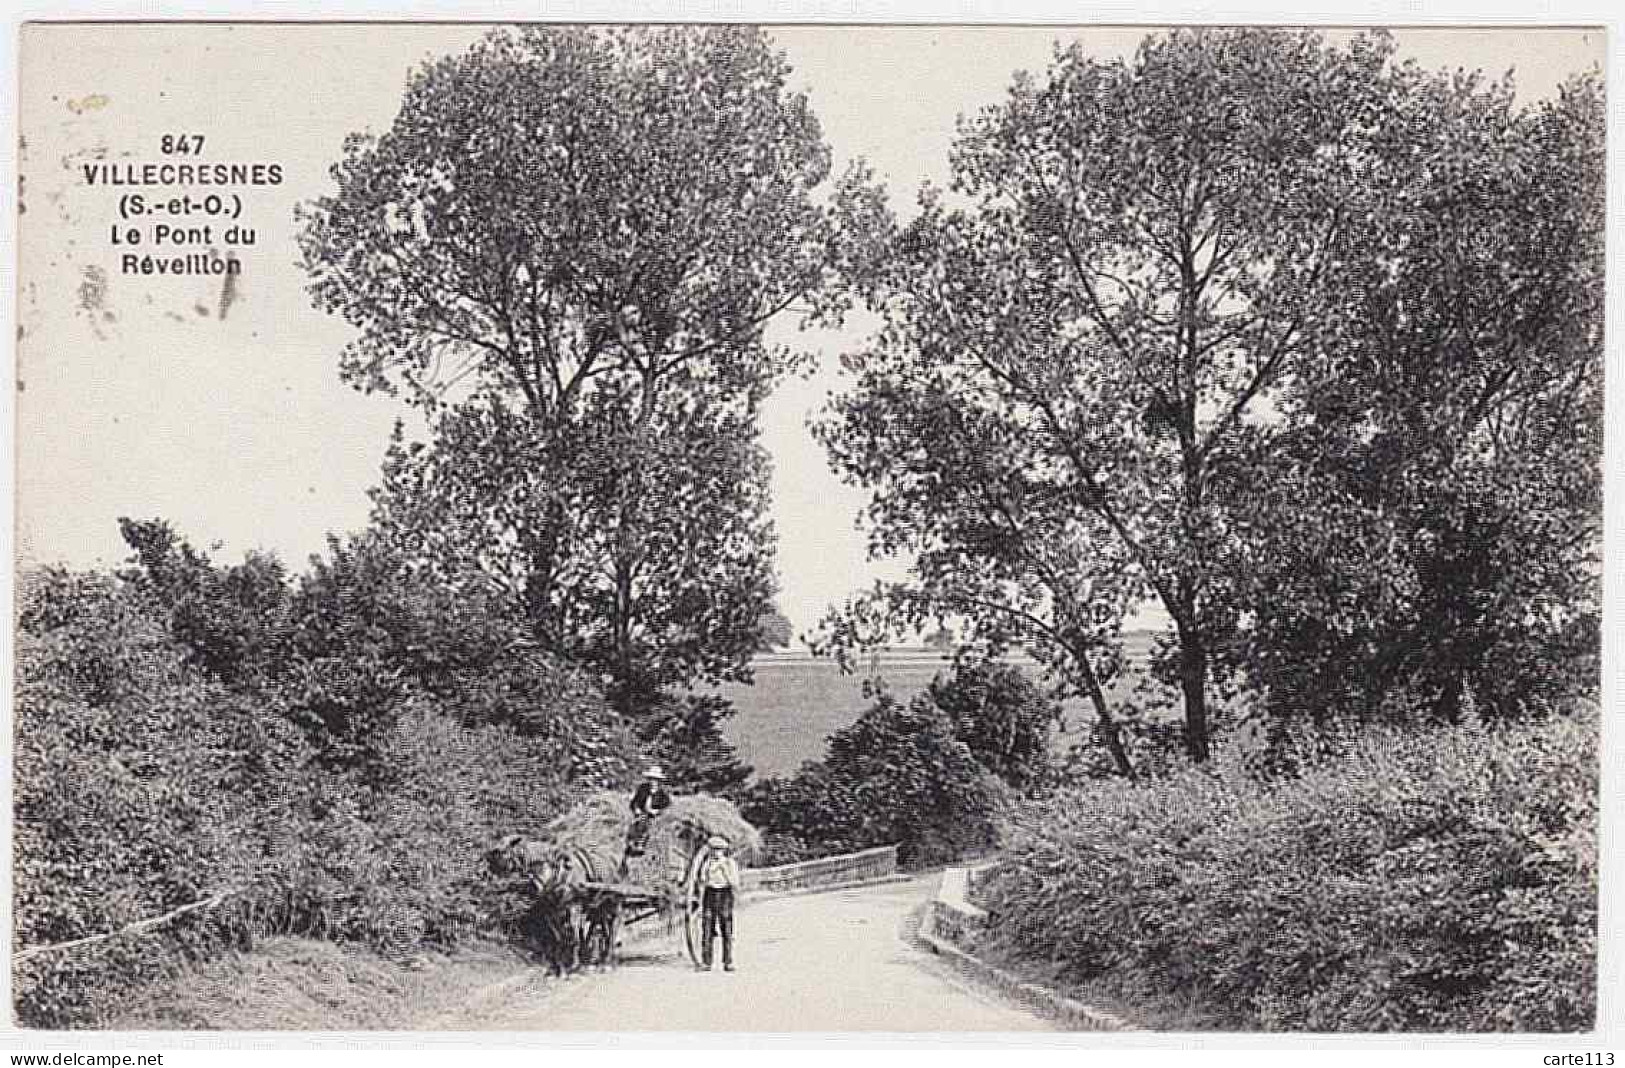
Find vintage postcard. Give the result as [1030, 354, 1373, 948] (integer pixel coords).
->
[9, 20, 1610, 1043]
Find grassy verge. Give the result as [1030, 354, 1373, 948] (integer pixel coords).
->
[110, 937, 546, 1031]
[952, 939, 1216, 1031]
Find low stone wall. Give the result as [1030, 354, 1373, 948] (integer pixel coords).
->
[920, 865, 1136, 1032]
[928, 864, 991, 947]
[742, 844, 899, 896]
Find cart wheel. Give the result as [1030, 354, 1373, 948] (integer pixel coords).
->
[681, 846, 710, 967]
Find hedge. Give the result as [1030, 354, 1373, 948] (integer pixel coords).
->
[977, 709, 1598, 1031]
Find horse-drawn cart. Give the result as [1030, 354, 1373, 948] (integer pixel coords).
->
[489, 791, 756, 973]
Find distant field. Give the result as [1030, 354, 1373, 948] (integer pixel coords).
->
[714, 633, 1159, 779]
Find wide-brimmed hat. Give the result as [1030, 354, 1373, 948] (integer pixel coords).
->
[707, 835, 731, 850]
[644, 766, 666, 780]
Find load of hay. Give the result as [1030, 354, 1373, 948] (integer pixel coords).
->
[544, 791, 762, 893]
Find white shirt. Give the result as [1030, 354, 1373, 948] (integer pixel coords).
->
[704, 854, 740, 890]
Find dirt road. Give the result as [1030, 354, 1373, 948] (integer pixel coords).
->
[488, 876, 1054, 1032]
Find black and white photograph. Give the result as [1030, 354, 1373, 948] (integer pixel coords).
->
[8, 17, 1610, 1041]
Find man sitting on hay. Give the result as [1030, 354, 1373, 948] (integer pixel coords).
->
[621, 765, 672, 876]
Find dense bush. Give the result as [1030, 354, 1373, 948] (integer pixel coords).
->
[285, 531, 638, 785]
[245, 703, 581, 954]
[743, 679, 1008, 868]
[925, 658, 1060, 791]
[13, 569, 292, 1026]
[978, 709, 1598, 1031]
[13, 526, 643, 1028]
[116, 518, 295, 690]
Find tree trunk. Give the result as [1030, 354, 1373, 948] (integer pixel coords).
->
[607, 361, 662, 717]
[523, 422, 575, 650]
[1075, 646, 1135, 781]
[1174, 205, 1212, 765]
[524, 507, 565, 648]
[1174, 614, 1210, 763]
[610, 552, 637, 718]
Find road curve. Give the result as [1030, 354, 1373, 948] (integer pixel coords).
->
[493, 875, 1054, 1032]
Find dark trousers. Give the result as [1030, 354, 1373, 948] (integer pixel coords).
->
[702, 887, 734, 967]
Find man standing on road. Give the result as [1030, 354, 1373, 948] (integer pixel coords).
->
[700, 834, 740, 972]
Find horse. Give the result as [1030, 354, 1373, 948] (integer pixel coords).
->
[485, 835, 596, 976]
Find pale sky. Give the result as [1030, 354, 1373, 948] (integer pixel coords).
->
[15, 24, 1603, 635]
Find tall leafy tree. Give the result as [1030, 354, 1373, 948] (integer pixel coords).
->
[300, 27, 851, 726]
[1228, 71, 1604, 734]
[817, 29, 1601, 773]
[819, 30, 1393, 772]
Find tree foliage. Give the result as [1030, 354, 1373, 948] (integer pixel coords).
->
[816, 29, 1603, 774]
[115, 517, 293, 690]
[755, 605, 795, 650]
[926, 657, 1060, 791]
[641, 693, 756, 798]
[14, 566, 297, 1026]
[368, 387, 779, 720]
[300, 27, 853, 736]
[286, 530, 636, 786]
[1226, 70, 1604, 735]
[300, 26, 843, 412]
[744, 689, 1004, 868]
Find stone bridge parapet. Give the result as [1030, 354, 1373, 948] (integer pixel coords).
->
[742, 844, 900, 897]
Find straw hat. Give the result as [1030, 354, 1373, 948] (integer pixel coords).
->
[644, 765, 666, 781]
